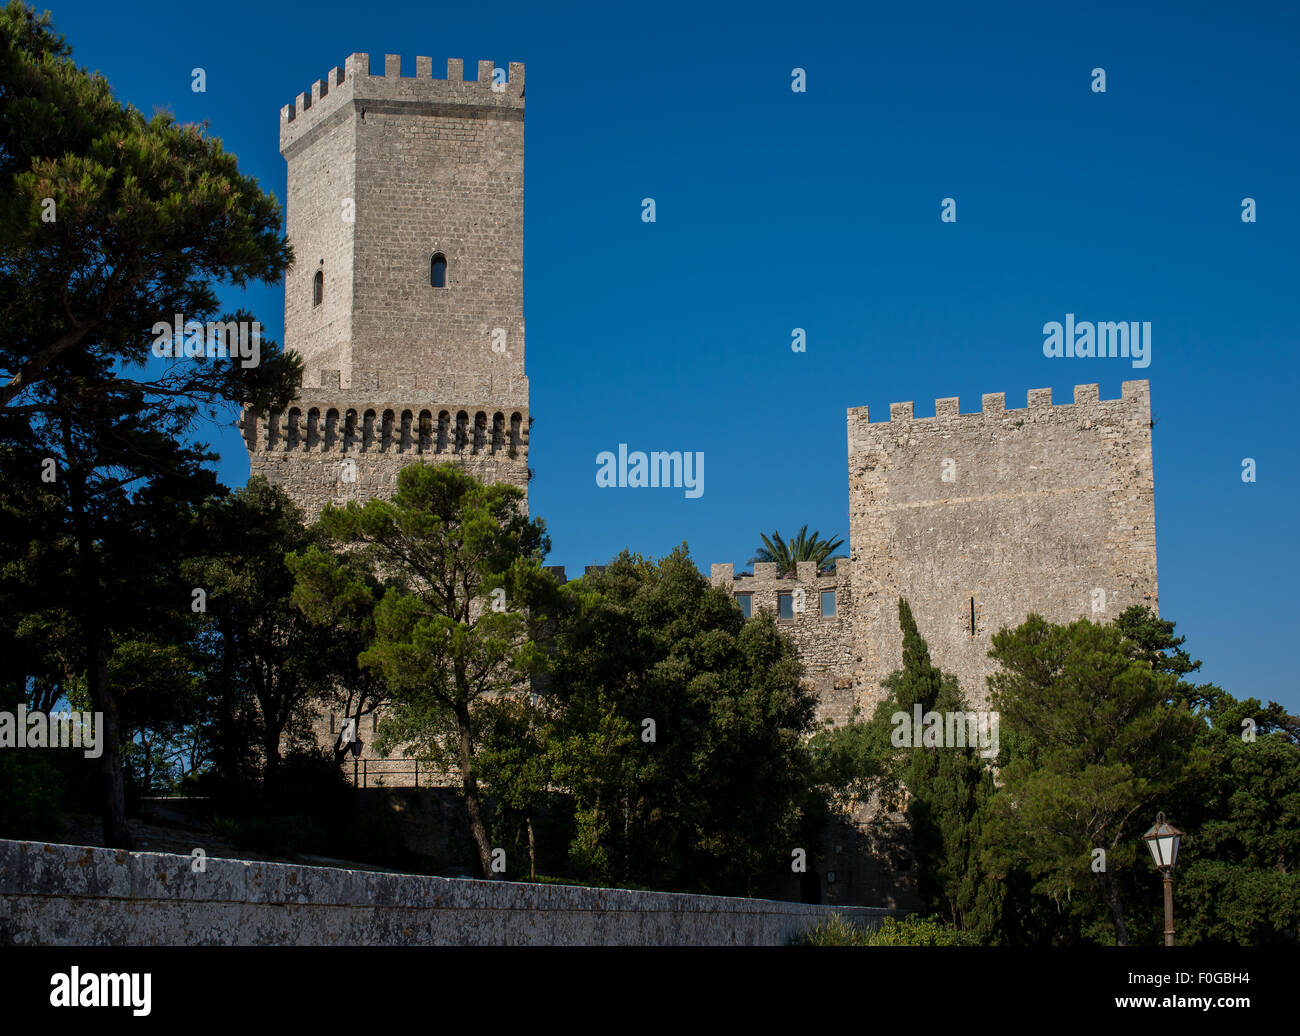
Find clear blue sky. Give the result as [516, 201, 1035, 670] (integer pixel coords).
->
[45, 0, 1299, 709]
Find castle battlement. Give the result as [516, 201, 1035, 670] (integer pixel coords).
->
[243, 400, 529, 456]
[847, 380, 1150, 425]
[709, 561, 852, 623]
[280, 53, 524, 153]
[709, 560, 851, 586]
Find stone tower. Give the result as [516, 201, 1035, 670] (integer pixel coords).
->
[710, 381, 1158, 724]
[244, 53, 529, 519]
[846, 381, 1157, 709]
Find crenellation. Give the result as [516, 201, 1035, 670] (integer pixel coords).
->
[280, 52, 524, 154]
[847, 379, 1156, 712]
[1121, 379, 1149, 403]
[344, 51, 367, 79]
[257, 49, 529, 533]
[257, 46, 1159, 813]
[857, 383, 1143, 426]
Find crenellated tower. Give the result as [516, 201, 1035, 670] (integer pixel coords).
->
[244, 53, 528, 519]
[708, 380, 1158, 724]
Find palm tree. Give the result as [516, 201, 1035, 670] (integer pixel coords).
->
[748, 525, 846, 577]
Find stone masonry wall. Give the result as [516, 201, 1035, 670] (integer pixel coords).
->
[0, 840, 898, 946]
[847, 381, 1157, 712]
[244, 371, 530, 523]
[710, 560, 861, 726]
[252, 53, 529, 524]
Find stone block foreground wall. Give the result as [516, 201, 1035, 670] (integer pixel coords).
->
[0, 840, 897, 946]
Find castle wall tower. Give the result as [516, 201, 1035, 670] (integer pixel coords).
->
[846, 380, 1158, 708]
[707, 380, 1158, 727]
[245, 54, 529, 520]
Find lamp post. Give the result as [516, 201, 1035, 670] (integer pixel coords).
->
[1142, 812, 1183, 946]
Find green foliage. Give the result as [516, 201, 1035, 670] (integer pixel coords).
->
[0, 0, 298, 415]
[862, 914, 977, 946]
[0, 749, 65, 839]
[880, 600, 1004, 940]
[0, 1, 301, 847]
[110, 637, 206, 795]
[748, 525, 845, 576]
[800, 913, 975, 946]
[188, 477, 378, 793]
[295, 462, 557, 877]
[476, 694, 555, 878]
[799, 912, 864, 945]
[811, 601, 1003, 940]
[547, 546, 818, 895]
[981, 613, 1206, 945]
[1165, 706, 1300, 944]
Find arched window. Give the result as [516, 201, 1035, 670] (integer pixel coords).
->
[312, 269, 323, 306]
[430, 252, 447, 288]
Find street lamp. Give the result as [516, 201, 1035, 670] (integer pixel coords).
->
[1143, 811, 1183, 946]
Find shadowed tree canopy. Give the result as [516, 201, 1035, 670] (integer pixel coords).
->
[0, 0, 298, 417]
[0, 1, 301, 847]
[292, 462, 559, 879]
[546, 547, 819, 895]
[981, 614, 1205, 946]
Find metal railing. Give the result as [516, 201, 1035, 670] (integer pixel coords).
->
[346, 757, 459, 789]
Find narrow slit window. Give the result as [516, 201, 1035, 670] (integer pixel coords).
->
[312, 269, 323, 306]
[430, 252, 448, 288]
[969, 596, 976, 636]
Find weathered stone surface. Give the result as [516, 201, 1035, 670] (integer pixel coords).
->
[251, 56, 1159, 926]
[847, 381, 1156, 711]
[0, 840, 896, 946]
[250, 52, 528, 523]
[708, 381, 1157, 719]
